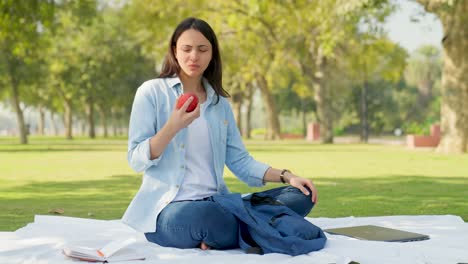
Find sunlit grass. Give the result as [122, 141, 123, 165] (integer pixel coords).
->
[0, 136, 467, 231]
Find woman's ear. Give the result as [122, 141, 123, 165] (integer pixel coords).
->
[172, 46, 177, 59]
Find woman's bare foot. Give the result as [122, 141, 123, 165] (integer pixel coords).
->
[200, 241, 211, 250]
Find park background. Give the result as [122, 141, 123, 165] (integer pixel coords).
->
[1, 0, 467, 231]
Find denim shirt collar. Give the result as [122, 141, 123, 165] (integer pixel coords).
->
[166, 76, 216, 105]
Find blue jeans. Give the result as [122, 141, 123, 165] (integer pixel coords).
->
[144, 186, 314, 249]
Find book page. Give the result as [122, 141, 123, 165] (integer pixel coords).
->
[99, 237, 137, 257]
[62, 246, 105, 262]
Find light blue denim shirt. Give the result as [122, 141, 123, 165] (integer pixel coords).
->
[122, 77, 270, 233]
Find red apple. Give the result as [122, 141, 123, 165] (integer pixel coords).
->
[176, 93, 199, 112]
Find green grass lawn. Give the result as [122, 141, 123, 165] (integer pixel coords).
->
[1, 136, 467, 231]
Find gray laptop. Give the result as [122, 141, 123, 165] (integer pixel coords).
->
[324, 225, 430, 242]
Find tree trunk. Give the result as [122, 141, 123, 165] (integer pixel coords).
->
[64, 99, 73, 140]
[38, 105, 45, 136]
[86, 98, 96, 139]
[7, 60, 28, 144]
[301, 99, 307, 137]
[418, 0, 468, 153]
[56, 84, 73, 139]
[360, 78, 369, 143]
[111, 108, 118, 137]
[313, 53, 333, 143]
[99, 108, 108, 138]
[437, 1, 468, 153]
[10, 80, 28, 144]
[245, 83, 254, 139]
[417, 77, 433, 109]
[255, 73, 281, 140]
[231, 92, 243, 135]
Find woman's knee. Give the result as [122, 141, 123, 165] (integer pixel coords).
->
[190, 203, 238, 248]
[276, 186, 315, 217]
[147, 201, 238, 249]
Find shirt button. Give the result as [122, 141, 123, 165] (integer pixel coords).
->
[176, 185, 180, 188]
[180, 165, 184, 169]
[180, 144, 184, 149]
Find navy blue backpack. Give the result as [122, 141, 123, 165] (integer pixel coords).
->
[213, 192, 327, 256]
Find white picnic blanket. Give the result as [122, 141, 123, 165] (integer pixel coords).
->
[0, 214, 467, 264]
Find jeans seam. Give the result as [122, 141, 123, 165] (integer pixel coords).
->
[156, 222, 185, 232]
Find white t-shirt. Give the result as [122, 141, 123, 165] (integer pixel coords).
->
[173, 103, 218, 201]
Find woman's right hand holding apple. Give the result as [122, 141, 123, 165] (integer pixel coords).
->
[167, 96, 200, 133]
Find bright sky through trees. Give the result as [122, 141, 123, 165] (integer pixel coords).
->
[384, 0, 443, 52]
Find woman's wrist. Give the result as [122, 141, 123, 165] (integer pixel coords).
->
[263, 168, 297, 184]
[280, 169, 298, 184]
[280, 169, 290, 184]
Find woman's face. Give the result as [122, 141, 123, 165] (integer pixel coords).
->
[174, 29, 213, 78]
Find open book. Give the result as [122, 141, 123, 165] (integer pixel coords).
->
[62, 237, 145, 262]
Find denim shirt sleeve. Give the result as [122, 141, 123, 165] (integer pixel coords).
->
[127, 81, 162, 172]
[224, 101, 270, 187]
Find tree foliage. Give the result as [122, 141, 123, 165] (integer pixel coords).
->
[1, 0, 464, 153]
[0, 0, 55, 143]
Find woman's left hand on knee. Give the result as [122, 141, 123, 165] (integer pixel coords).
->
[289, 177, 318, 203]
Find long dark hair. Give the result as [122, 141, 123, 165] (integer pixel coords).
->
[159, 17, 230, 102]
